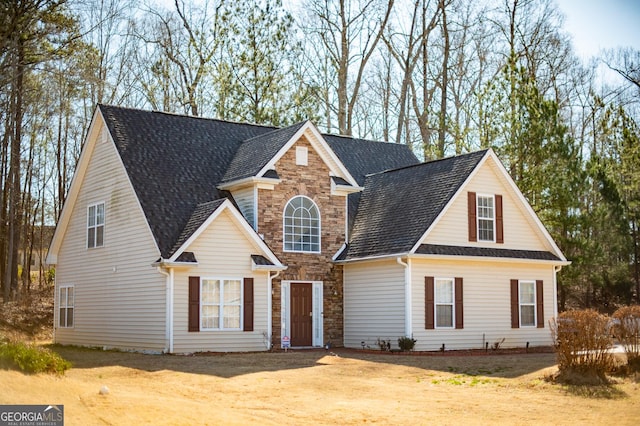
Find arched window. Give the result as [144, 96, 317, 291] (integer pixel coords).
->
[283, 196, 320, 252]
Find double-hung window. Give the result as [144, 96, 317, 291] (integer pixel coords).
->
[87, 202, 105, 248]
[59, 286, 74, 328]
[435, 278, 454, 328]
[200, 279, 242, 330]
[283, 196, 320, 253]
[519, 281, 536, 327]
[477, 195, 495, 242]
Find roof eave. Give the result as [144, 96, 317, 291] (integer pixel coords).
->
[409, 252, 572, 265]
[217, 176, 281, 191]
[252, 263, 288, 272]
[333, 252, 412, 264]
[334, 251, 571, 266]
[331, 183, 364, 196]
[152, 259, 199, 268]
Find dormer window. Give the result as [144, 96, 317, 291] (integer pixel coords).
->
[283, 196, 320, 252]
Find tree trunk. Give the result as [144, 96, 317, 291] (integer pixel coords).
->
[4, 40, 24, 302]
[437, 0, 449, 158]
[337, 0, 349, 135]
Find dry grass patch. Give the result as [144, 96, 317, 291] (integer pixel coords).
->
[5, 296, 638, 424]
[3, 346, 640, 425]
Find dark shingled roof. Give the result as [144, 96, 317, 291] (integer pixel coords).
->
[175, 252, 198, 263]
[99, 104, 418, 259]
[324, 134, 420, 186]
[324, 135, 420, 232]
[222, 122, 306, 183]
[100, 104, 275, 258]
[331, 176, 351, 186]
[251, 254, 276, 266]
[415, 244, 561, 261]
[339, 150, 488, 260]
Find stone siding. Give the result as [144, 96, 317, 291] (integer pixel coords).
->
[257, 135, 346, 346]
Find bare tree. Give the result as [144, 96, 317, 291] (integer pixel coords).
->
[303, 0, 394, 136]
[604, 47, 640, 95]
[436, 0, 451, 157]
[409, 0, 442, 158]
[383, 0, 434, 146]
[137, 0, 228, 116]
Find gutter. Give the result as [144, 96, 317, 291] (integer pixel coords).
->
[553, 265, 563, 319]
[333, 252, 413, 264]
[396, 257, 412, 338]
[335, 251, 571, 266]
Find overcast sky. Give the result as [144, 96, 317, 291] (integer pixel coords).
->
[555, 0, 640, 59]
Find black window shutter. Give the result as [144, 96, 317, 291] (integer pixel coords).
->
[425, 277, 434, 329]
[510, 279, 519, 328]
[188, 276, 200, 332]
[455, 277, 464, 329]
[243, 278, 254, 332]
[536, 280, 544, 328]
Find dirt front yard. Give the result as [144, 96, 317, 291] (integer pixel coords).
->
[2, 346, 639, 425]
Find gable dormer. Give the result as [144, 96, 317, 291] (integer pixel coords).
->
[218, 121, 362, 230]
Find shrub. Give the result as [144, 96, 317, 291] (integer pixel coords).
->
[376, 338, 391, 351]
[549, 309, 615, 384]
[0, 338, 71, 375]
[612, 305, 640, 371]
[397, 336, 416, 351]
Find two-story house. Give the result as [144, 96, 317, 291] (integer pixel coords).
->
[47, 105, 568, 353]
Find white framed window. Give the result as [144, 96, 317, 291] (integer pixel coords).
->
[519, 280, 536, 327]
[200, 278, 242, 330]
[283, 196, 320, 253]
[296, 146, 308, 166]
[87, 202, 105, 248]
[435, 278, 454, 328]
[59, 286, 74, 328]
[477, 195, 495, 242]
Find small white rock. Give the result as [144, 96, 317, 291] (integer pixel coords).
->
[99, 385, 110, 395]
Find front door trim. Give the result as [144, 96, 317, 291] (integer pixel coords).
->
[281, 281, 323, 347]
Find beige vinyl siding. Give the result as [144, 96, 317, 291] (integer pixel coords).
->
[54, 124, 166, 351]
[231, 186, 256, 229]
[425, 158, 551, 251]
[343, 259, 406, 349]
[410, 258, 556, 350]
[172, 209, 271, 353]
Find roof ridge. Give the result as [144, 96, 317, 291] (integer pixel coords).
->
[99, 103, 417, 146]
[323, 133, 403, 145]
[364, 148, 489, 178]
[240, 120, 307, 143]
[98, 103, 279, 131]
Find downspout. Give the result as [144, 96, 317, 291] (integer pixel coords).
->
[157, 266, 173, 353]
[268, 270, 282, 350]
[344, 196, 349, 242]
[52, 270, 57, 344]
[553, 265, 563, 319]
[397, 257, 412, 338]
